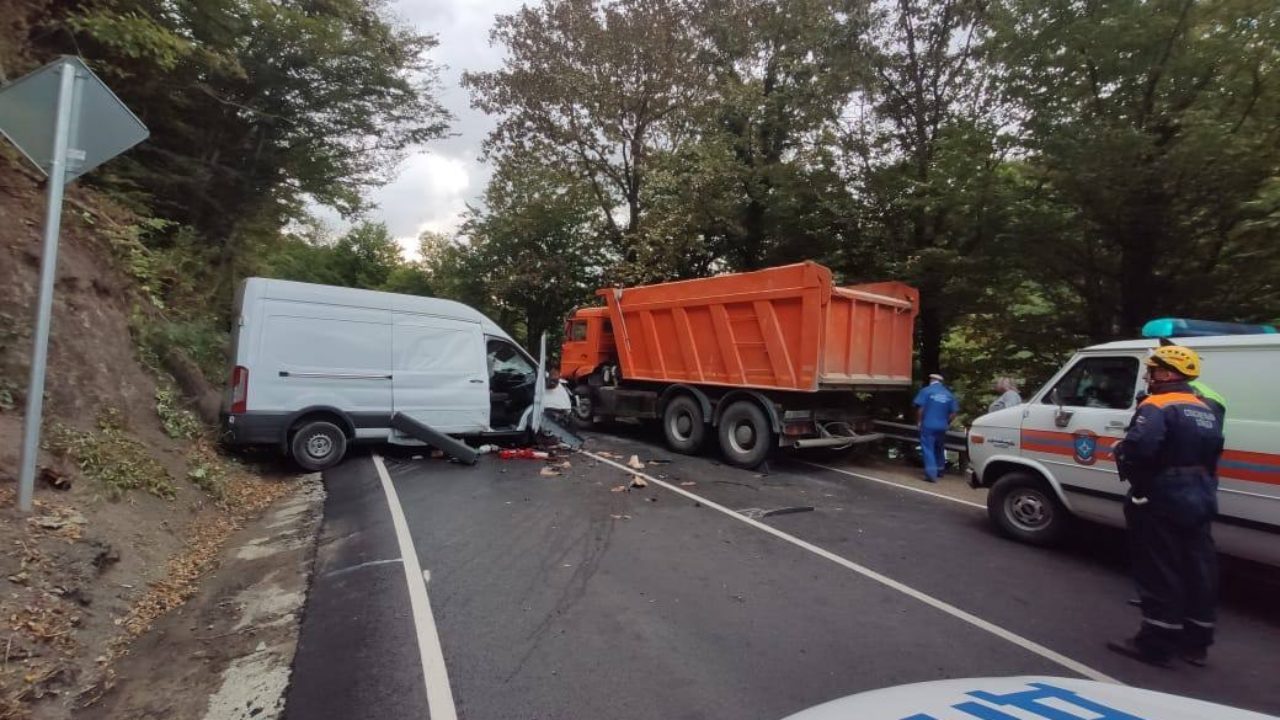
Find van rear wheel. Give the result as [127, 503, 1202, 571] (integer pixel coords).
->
[988, 471, 1069, 546]
[290, 420, 347, 471]
[718, 401, 772, 469]
[662, 395, 705, 454]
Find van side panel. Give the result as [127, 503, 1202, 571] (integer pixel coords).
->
[250, 299, 393, 419]
[390, 314, 489, 433]
[1200, 347, 1280, 528]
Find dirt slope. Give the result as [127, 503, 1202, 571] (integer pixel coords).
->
[0, 146, 297, 719]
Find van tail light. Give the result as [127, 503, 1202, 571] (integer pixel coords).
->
[230, 365, 249, 414]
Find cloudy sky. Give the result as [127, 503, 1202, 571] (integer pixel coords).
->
[323, 0, 526, 257]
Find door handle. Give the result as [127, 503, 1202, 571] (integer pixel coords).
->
[470, 379, 485, 384]
[1107, 420, 1126, 429]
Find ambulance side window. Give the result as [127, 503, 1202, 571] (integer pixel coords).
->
[1043, 357, 1140, 410]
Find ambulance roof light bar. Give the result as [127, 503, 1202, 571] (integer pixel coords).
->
[1141, 317, 1278, 339]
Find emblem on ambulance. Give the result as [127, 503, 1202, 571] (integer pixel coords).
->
[1072, 430, 1099, 466]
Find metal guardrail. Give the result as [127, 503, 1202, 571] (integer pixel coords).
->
[872, 420, 968, 454]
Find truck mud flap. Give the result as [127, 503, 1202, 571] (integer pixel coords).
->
[540, 413, 584, 450]
[389, 413, 479, 465]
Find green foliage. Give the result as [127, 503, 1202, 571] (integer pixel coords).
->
[155, 382, 201, 440]
[131, 313, 228, 383]
[46, 409, 176, 500]
[186, 442, 230, 500]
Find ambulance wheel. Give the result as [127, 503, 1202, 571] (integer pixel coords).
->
[718, 401, 772, 469]
[290, 421, 347, 471]
[988, 471, 1069, 546]
[662, 395, 706, 454]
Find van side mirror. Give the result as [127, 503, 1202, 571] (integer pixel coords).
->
[1050, 388, 1074, 428]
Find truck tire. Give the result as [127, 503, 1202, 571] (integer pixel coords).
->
[570, 386, 595, 430]
[987, 471, 1070, 546]
[290, 420, 347, 471]
[718, 400, 773, 469]
[662, 395, 706, 454]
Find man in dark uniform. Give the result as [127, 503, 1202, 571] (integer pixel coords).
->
[1110, 343, 1224, 667]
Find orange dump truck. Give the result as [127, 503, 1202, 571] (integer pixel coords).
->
[560, 262, 919, 467]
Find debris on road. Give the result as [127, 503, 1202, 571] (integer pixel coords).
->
[679, 481, 696, 487]
[389, 412, 479, 465]
[610, 485, 627, 493]
[629, 475, 648, 488]
[539, 467, 561, 477]
[499, 448, 550, 460]
[627, 455, 645, 469]
[763, 506, 815, 518]
[609, 514, 632, 520]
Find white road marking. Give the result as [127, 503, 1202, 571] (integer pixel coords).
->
[800, 461, 987, 510]
[582, 450, 1119, 684]
[373, 453, 459, 720]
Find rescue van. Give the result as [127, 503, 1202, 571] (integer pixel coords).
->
[219, 278, 570, 470]
[967, 321, 1280, 567]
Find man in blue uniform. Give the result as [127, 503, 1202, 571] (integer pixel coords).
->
[913, 373, 958, 483]
[1110, 344, 1224, 667]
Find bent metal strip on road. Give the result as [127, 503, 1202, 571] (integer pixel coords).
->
[372, 453, 459, 720]
[583, 450, 1119, 685]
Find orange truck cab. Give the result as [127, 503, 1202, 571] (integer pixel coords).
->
[559, 262, 918, 467]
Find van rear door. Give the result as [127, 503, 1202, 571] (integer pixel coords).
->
[1021, 354, 1142, 504]
[392, 313, 489, 433]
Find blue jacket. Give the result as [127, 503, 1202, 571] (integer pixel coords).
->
[1116, 382, 1224, 497]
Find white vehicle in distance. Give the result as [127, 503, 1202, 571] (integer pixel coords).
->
[220, 278, 571, 470]
[967, 319, 1280, 568]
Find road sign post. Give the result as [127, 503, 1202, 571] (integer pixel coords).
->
[0, 57, 148, 512]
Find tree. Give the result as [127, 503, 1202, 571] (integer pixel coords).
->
[48, 0, 451, 306]
[988, 0, 1280, 336]
[841, 0, 997, 375]
[690, 0, 868, 270]
[463, 0, 706, 260]
[458, 152, 609, 348]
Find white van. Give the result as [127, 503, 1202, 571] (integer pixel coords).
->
[220, 278, 571, 470]
[967, 332, 1280, 567]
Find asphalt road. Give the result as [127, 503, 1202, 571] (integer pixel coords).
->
[285, 431, 1280, 719]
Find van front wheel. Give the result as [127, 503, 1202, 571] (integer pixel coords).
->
[987, 471, 1069, 546]
[290, 421, 348, 471]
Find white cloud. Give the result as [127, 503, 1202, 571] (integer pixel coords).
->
[370, 0, 525, 258]
[368, 152, 472, 259]
[308, 1, 524, 259]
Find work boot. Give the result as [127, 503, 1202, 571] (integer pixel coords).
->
[1106, 638, 1173, 668]
[1181, 647, 1208, 667]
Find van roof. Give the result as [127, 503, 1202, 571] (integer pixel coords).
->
[245, 277, 514, 341]
[1083, 334, 1280, 352]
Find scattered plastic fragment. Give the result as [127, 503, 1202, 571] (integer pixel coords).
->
[626, 455, 645, 469]
[499, 448, 549, 460]
[629, 475, 648, 488]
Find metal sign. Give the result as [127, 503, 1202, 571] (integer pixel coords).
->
[0, 56, 148, 512]
[0, 56, 148, 181]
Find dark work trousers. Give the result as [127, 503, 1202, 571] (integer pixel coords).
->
[1124, 472, 1219, 658]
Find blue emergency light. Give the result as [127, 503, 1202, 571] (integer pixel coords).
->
[1141, 317, 1278, 338]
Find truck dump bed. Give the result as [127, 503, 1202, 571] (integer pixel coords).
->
[598, 262, 917, 392]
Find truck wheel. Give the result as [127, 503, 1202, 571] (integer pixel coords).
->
[290, 420, 348, 471]
[570, 387, 595, 429]
[718, 401, 773, 469]
[987, 471, 1069, 546]
[662, 395, 705, 454]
